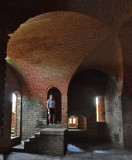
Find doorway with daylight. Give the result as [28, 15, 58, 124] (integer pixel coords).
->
[11, 91, 22, 139]
[47, 87, 62, 124]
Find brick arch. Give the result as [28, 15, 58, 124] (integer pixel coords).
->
[13, 91, 22, 98]
[1, 0, 132, 130]
[67, 68, 124, 145]
[67, 69, 109, 128]
[6, 11, 114, 128]
[45, 85, 62, 104]
[47, 87, 62, 123]
[67, 32, 124, 95]
[46, 85, 62, 95]
[7, 11, 113, 80]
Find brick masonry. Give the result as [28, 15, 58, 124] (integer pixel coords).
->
[105, 77, 123, 147]
[25, 128, 68, 156]
[0, 1, 132, 152]
[118, 17, 132, 149]
[1, 11, 125, 151]
[22, 97, 47, 140]
[7, 11, 113, 129]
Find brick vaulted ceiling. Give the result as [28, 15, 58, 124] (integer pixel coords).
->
[7, 12, 117, 98]
[2, 0, 131, 98]
[0, 0, 132, 35]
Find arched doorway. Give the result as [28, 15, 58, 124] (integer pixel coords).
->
[68, 70, 108, 137]
[11, 91, 22, 138]
[47, 87, 62, 124]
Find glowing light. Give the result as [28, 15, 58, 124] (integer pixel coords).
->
[73, 118, 76, 124]
[12, 93, 16, 113]
[96, 97, 98, 106]
[96, 97, 99, 122]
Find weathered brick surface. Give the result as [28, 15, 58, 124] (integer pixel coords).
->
[7, 12, 112, 128]
[0, 64, 22, 152]
[76, 33, 123, 79]
[22, 97, 47, 140]
[1, 0, 132, 152]
[3, 64, 48, 148]
[105, 77, 123, 147]
[118, 17, 132, 149]
[25, 129, 68, 156]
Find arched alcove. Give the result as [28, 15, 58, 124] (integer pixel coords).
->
[47, 87, 62, 124]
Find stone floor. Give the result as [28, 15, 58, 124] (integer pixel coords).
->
[1, 141, 132, 160]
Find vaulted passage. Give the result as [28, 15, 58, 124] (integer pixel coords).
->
[68, 70, 108, 138]
[68, 69, 123, 146]
[1, 1, 132, 159]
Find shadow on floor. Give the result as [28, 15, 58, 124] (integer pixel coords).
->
[1, 139, 132, 160]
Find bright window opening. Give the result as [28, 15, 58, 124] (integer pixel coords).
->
[11, 92, 21, 138]
[73, 118, 76, 124]
[96, 97, 99, 122]
[69, 118, 72, 124]
[12, 93, 16, 113]
[68, 116, 78, 128]
[96, 96, 105, 122]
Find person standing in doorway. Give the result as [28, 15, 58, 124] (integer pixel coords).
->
[47, 95, 56, 125]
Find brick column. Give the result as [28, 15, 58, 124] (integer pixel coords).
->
[119, 18, 132, 149]
[0, 34, 9, 152]
[62, 93, 68, 128]
[0, 35, 9, 127]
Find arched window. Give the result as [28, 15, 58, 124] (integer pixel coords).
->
[11, 91, 21, 138]
[96, 96, 105, 122]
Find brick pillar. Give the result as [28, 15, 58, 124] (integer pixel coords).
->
[121, 73, 132, 149]
[0, 34, 9, 152]
[0, 35, 9, 127]
[119, 18, 132, 149]
[62, 93, 68, 128]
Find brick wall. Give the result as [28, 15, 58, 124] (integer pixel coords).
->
[105, 77, 123, 147]
[118, 17, 132, 149]
[0, 63, 21, 151]
[25, 128, 68, 156]
[22, 97, 47, 140]
[78, 115, 87, 131]
[3, 63, 48, 146]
